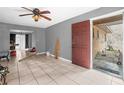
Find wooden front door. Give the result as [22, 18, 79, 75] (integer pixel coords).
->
[72, 20, 90, 68]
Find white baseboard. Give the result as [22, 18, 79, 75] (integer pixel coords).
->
[59, 57, 72, 63]
[49, 53, 72, 63]
[37, 52, 72, 63]
[36, 52, 46, 55]
[49, 53, 54, 57]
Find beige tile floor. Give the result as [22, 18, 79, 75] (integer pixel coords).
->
[0, 54, 124, 85]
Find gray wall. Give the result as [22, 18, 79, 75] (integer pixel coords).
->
[0, 23, 10, 51]
[0, 23, 46, 53]
[46, 7, 124, 60]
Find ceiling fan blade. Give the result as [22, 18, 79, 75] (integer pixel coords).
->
[40, 11, 51, 14]
[21, 7, 33, 12]
[19, 13, 33, 16]
[40, 15, 52, 21]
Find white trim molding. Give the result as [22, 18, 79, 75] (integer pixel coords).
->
[59, 57, 72, 63]
[36, 52, 46, 55]
[49, 53, 72, 63]
[122, 12, 124, 80]
[90, 9, 124, 21]
[91, 10, 124, 79]
[90, 20, 93, 69]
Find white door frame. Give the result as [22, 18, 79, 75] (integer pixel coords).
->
[90, 20, 93, 69]
[90, 9, 124, 79]
[122, 12, 124, 79]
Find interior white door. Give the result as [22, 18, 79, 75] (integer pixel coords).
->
[16, 34, 25, 50]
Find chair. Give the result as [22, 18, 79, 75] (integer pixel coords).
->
[0, 51, 9, 62]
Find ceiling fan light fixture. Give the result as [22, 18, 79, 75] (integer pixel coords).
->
[20, 7, 51, 22]
[32, 15, 40, 22]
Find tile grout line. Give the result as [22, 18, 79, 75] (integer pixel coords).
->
[49, 57, 112, 85]
[44, 57, 106, 85]
[63, 74, 80, 85]
[40, 57, 61, 84]
[17, 62, 20, 85]
[36, 60, 58, 85]
[44, 57, 80, 85]
[43, 57, 79, 85]
[34, 55, 58, 84]
[38, 65, 58, 84]
[24, 61, 39, 85]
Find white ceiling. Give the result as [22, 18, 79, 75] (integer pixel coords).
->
[0, 7, 99, 28]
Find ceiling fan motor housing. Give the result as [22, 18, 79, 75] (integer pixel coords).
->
[33, 8, 40, 15]
[20, 7, 51, 22]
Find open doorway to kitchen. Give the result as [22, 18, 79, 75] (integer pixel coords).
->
[10, 30, 33, 61]
[10, 33, 32, 50]
[92, 14, 123, 78]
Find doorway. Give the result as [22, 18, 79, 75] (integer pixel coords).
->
[10, 32, 33, 61]
[10, 33, 32, 50]
[15, 34, 25, 50]
[92, 14, 123, 78]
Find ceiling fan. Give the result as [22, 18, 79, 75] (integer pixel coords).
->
[19, 7, 52, 22]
